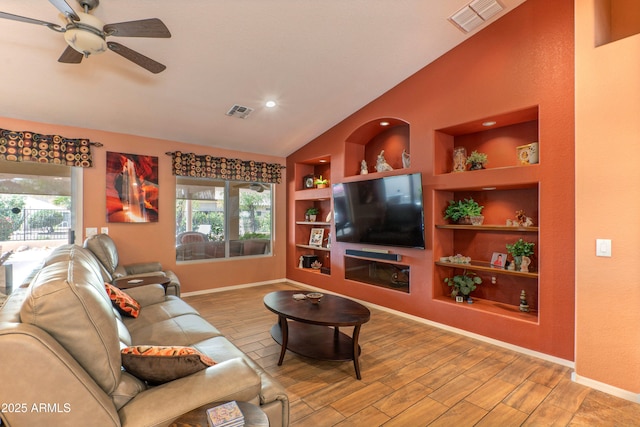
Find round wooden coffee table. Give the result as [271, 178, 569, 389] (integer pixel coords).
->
[263, 290, 371, 379]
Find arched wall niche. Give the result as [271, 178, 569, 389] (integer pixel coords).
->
[344, 117, 410, 177]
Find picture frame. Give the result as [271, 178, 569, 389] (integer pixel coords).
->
[517, 144, 532, 165]
[106, 151, 159, 223]
[303, 174, 315, 189]
[309, 228, 325, 247]
[491, 252, 507, 269]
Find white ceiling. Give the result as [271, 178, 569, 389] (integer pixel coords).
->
[0, 0, 526, 157]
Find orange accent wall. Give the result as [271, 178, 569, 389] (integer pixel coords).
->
[287, 0, 575, 360]
[575, 2, 640, 393]
[0, 117, 287, 293]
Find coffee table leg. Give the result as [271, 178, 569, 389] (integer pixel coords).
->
[352, 325, 363, 380]
[277, 315, 288, 366]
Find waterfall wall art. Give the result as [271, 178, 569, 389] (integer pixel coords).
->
[106, 151, 159, 223]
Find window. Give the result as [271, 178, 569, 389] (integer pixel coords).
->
[0, 161, 82, 287]
[176, 177, 273, 261]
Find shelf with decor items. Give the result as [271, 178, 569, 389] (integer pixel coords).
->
[434, 105, 539, 176]
[434, 185, 539, 321]
[293, 156, 333, 274]
[344, 117, 411, 177]
[433, 108, 540, 322]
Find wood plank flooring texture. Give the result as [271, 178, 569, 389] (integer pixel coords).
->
[183, 283, 640, 426]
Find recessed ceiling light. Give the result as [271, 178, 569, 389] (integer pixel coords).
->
[319, 159, 327, 163]
[482, 187, 497, 191]
[482, 121, 497, 127]
[265, 100, 277, 108]
[380, 121, 390, 126]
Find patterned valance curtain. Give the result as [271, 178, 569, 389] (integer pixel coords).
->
[170, 151, 283, 184]
[0, 128, 101, 168]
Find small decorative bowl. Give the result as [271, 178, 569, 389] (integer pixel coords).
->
[306, 292, 323, 304]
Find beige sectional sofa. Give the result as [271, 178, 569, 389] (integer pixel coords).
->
[0, 244, 288, 427]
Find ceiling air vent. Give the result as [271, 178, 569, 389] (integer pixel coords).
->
[226, 104, 254, 119]
[449, 0, 504, 33]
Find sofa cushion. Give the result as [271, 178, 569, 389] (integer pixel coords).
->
[121, 345, 216, 385]
[105, 283, 141, 318]
[20, 245, 122, 395]
[126, 313, 222, 346]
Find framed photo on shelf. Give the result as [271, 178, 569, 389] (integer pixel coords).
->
[491, 252, 507, 268]
[303, 174, 316, 189]
[309, 228, 325, 247]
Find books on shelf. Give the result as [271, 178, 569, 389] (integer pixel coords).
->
[206, 401, 245, 427]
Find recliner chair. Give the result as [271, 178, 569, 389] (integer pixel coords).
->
[84, 233, 181, 296]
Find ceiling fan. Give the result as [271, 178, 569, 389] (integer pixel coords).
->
[0, 0, 171, 73]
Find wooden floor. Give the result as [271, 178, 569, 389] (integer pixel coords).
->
[183, 283, 640, 426]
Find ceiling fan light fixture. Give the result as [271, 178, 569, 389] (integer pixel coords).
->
[63, 12, 107, 56]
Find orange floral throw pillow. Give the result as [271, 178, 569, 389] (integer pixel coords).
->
[121, 345, 216, 385]
[105, 283, 141, 318]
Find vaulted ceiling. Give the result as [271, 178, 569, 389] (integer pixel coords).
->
[0, 0, 526, 157]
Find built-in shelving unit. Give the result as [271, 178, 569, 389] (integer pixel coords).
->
[293, 157, 333, 274]
[433, 106, 540, 322]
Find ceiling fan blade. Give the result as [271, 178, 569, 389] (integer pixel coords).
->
[0, 11, 63, 30]
[107, 41, 166, 74]
[104, 18, 171, 38]
[48, 0, 79, 21]
[58, 45, 83, 63]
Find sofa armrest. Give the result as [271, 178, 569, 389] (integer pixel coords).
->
[122, 284, 166, 307]
[123, 262, 163, 275]
[118, 358, 262, 427]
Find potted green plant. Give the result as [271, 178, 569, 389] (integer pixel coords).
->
[466, 150, 488, 170]
[305, 207, 319, 222]
[506, 238, 535, 270]
[314, 176, 329, 188]
[443, 198, 484, 225]
[444, 270, 482, 302]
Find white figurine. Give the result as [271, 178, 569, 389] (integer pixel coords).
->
[360, 159, 368, 175]
[376, 150, 393, 172]
[298, 256, 304, 268]
[402, 149, 411, 168]
[520, 256, 531, 272]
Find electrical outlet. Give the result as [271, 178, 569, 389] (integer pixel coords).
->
[596, 239, 611, 257]
[86, 227, 98, 238]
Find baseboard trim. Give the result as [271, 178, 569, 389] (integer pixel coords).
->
[181, 278, 287, 297]
[572, 372, 640, 403]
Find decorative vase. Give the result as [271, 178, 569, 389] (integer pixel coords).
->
[513, 255, 522, 271]
[469, 162, 485, 171]
[470, 215, 484, 226]
[309, 214, 316, 222]
[452, 147, 467, 172]
[316, 183, 327, 189]
[457, 216, 472, 225]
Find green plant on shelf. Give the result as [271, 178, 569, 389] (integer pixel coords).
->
[314, 176, 329, 187]
[305, 207, 319, 216]
[444, 270, 482, 298]
[466, 150, 488, 170]
[443, 198, 484, 223]
[506, 239, 535, 257]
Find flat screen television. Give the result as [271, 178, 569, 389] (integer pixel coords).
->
[332, 173, 425, 249]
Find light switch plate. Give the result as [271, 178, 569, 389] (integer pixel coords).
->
[101, 227, 109, 234]
[86, 227, 98, 238]
[596, 239, 611, 257]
